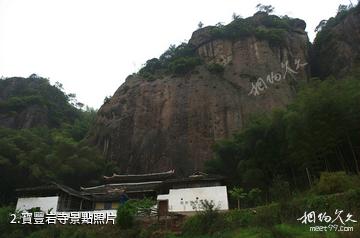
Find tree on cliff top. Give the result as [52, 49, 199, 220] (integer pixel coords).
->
[256, 3, 275, 14]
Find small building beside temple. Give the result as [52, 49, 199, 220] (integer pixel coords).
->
[16, 183, 92, 212]
[157, 172, 228, 215]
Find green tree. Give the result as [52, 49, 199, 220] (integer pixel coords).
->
[116, 202, 135, 229]
[229, 187, 247, 209]
[256, 3, 275, 14]
[248, 188, 262, 206]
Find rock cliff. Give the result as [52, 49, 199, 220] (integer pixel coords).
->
[312, 5, 360, 78]
[88, 13, 310, 175]
[0, 76, 79, 129]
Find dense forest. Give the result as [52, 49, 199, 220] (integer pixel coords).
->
[206, 76, 360, 202]
[0, 76, 115, 205]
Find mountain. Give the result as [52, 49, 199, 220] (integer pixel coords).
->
[312, 4, 360, 78]
[0, 75, 103, 204]
[0, 75, 79, 129]
[88, 12, 310, 175]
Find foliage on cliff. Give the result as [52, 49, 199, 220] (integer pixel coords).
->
[312, 2, 360, 78]
[209, 13, 303, 46]
[206, 77, 360, 200]
[139, 43, 201, 78]
[0, 76, 111, 205]
[138, 9, 305, 80]
[0, 75, 80, 128]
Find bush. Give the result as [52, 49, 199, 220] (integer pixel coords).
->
[207, 64, 225, 74]
[210, 19, 254, 40]
[180, 188, 360, 236]
[0, 96, 44, 113]
[260, 15, 290, 29]
[138, 44, 200, 77]
[223, 209, 253, 227]
[0, 206, 16, 237]
[169, 57, 201, 75]
[269, 177, 291, 202]
[209, 13, 291, 45]
[343, 189, 360, 215]
[314, 171, 360, 195]
[26, 226, 141, 238]
[182, 200, 224, 235]
[126, 198, 156, 216]
[139, 58, 162, 76]
[0, 206, 38, 238]
[248, 188, 262, 207]
[252, 204, 281, 227]
[116, 198, 156, 229]
[255, 27, 287, 46]
[116, 202, 135, 229]
[284, 188, 360, 222]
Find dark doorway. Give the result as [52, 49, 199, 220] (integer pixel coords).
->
[158, 200, 168, 217]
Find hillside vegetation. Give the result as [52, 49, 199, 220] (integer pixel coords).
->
[0, 76, 115, 205]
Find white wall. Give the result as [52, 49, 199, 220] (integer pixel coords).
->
[16, 196, 59, 212]
[158, 186, 228, 213]
[157, 194, 169, 200]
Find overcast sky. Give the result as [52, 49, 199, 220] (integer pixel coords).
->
[0, 0, 352, 108]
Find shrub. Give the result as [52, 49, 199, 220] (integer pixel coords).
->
[116, 202, 135, 229]
[209, 14, 291, 45]
[252, 204, 281, 227]
[138, 43, 200, 76]
[314, 171, 360, 195]
[116, 198, 156, 229]
[207, 64, 225, 74]
[260, 15, 290, 30]
[302, 195, 330, 212]
[182, 200, 224, 235]
[0, 206, 36, 238]
[269, 177, 291, 202]
[284, 188, 360, 222]
[248, 188, 262, 207]
[126, 198, 156, 217]
[223, 209, 254, 227]
[139, 58, 162, 76]
[255, 27, 287, 46]
[0, 206, 15, 237]
[344, 189, 360, 215]
[169, 57, 201, 75]
[210, 18, 254, 40]
[229, 187, 247, 209]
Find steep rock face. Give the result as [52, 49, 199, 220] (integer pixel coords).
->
[89, 16, 310, 175]
[312, 5, 360, 78]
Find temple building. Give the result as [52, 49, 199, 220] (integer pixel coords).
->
[80, 170, 176, 210]
[15, 170, 229, 215]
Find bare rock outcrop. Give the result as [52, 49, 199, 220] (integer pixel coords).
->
[89, 14, 310, 175]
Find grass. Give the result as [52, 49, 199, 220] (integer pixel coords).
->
[172, 224, 343, 238]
